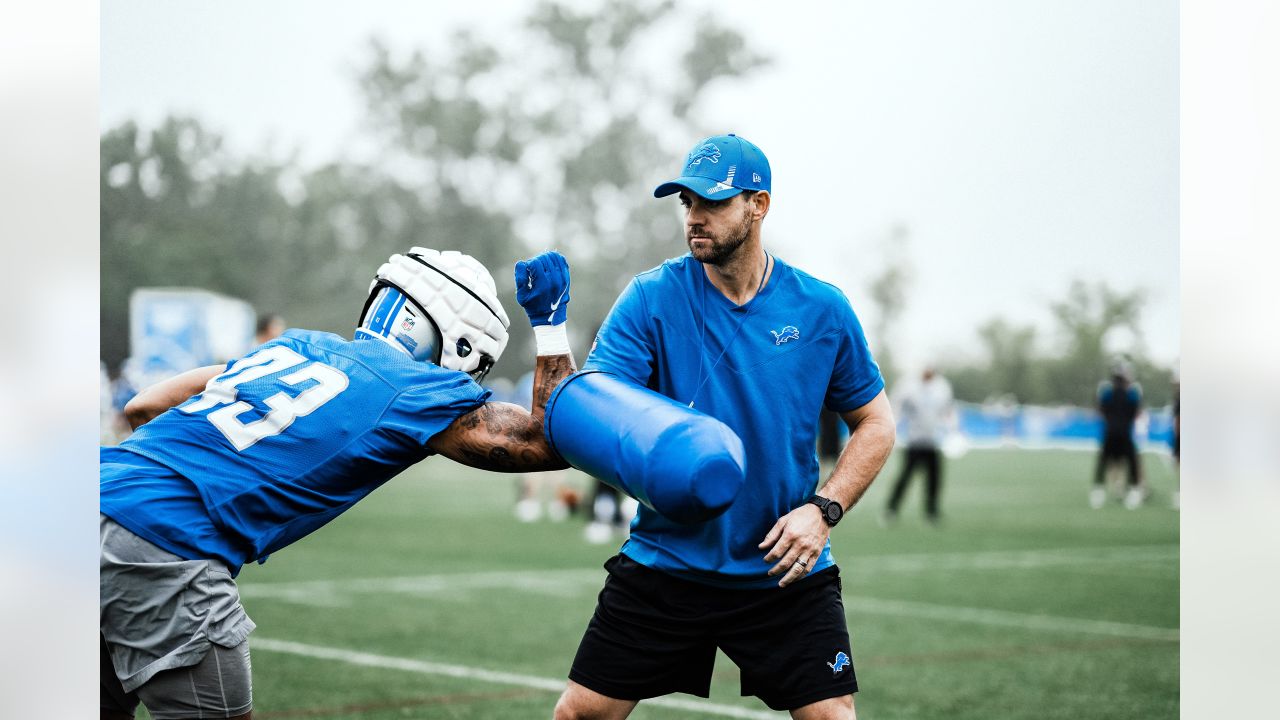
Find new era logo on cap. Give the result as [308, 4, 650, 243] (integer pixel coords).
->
[654, 133, 771, 200]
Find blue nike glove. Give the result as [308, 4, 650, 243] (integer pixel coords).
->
[515, 251, 571, 327]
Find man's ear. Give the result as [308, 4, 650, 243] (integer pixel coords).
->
[751, 190, 771, 221]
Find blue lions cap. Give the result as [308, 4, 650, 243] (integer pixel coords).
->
[653, 133, 771, 200]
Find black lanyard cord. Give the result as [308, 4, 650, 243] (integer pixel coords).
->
[688, 251, 772, 409]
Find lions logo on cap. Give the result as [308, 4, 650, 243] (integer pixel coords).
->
[686, 142, 721, 168]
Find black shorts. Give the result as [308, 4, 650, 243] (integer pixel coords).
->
[568, 554, 858, 711]
[1101, 434, 1137, 459]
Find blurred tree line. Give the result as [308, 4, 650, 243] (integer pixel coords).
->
[862, 227, 1175, 408]
[101, 0, 767, 379]
[941, 281, 1176, 408]
[102, 0, 1174, 409]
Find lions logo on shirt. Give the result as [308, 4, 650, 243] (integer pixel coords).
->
[770, 325, 800, 345]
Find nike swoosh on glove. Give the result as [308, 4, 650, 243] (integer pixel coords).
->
[514, 251, 571, 326]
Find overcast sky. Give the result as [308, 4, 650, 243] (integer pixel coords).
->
[101, 0, 1179, 370]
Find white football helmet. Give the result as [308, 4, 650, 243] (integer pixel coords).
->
[357, 247, 510, 382]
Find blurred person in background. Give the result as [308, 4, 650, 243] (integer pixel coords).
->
[583, 478, 639, 545]
[100, 362, 116, 444]
[253, 313, 287, 346]
[99, 364, 140, 445]
[100, 249, 575, 720]
[1092, 357, 1145, 509]
[817, 408, 845, 468]
[1171, 366, 1180, 509]
[553, 134, 895, 720]
[881, 365, 956, 526]
[514, 469, 581, 522]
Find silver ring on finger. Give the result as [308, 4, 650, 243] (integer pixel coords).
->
[795, 558, 808, 569]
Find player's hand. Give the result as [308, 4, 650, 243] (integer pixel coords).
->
[759, 504, 831, 588]
[514, 251, 571, 327]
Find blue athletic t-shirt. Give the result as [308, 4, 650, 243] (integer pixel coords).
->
[1098, 380, 1142, 440]
[584, 254, 883, 587]
[100, 329, 489, 574]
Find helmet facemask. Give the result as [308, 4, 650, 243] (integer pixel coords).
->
[469, 354, 496, 384]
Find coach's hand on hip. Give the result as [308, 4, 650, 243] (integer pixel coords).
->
[514, 251, 571, 327]
[759, 503, 829, 588]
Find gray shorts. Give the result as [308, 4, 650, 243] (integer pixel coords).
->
[101, 633, 253, 719]
[100, 514, 256, 718]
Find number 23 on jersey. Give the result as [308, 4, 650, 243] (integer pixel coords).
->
[182, 345, 350, 451]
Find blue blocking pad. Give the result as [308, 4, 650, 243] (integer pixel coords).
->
[544, 371, 746, 524]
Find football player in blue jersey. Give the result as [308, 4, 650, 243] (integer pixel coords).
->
[100, 248, 575, 720]
[552, 135, 897, 720]
[1091, 357, 1145, 509]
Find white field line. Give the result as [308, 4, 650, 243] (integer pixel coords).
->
[846, 596, 1179, 642]
[240, 568, 605, 605]
[240, 544, 1177, 604]
[251, 638, 782, 719]
[848, 544, 1178, 574]
[240, 545, 1179, 641]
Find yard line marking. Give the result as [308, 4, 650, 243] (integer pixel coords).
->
[241, 568, 604, 604]
[846, 596, 1179, 641]
[863, 636, 1167, 667]
[252, 638, 781, 719]
[850, 544, 1178, 574]
[241, 544, 1177, 604]
[261, 688, 540, 717]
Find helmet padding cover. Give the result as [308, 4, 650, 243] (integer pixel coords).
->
[365, 247, 510, 378]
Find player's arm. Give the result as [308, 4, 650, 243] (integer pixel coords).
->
[428, 351, 575, 472]
[760, 389, 896, 587]
[428, 251, 577, 473]
[122, 365, 224, 430]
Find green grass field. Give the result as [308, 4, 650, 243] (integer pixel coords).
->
[157, 448, 1178, 719]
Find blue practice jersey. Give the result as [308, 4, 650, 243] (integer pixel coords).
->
[101, 329, 489, 574]
[584, 254, 883, 587]
[1098, 380, 1142, 439]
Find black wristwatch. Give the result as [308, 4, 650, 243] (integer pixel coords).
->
[807, 495, 844, 527]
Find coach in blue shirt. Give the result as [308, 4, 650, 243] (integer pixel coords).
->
[555, 135, 897, 720]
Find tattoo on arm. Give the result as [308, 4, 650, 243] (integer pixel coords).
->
[532, 353, 576, 418]
[432, 402, 563, 472]
[430, 351, 577, 472]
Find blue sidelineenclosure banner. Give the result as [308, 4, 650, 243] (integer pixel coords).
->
[128, 288, 256, 387]
[495, 374, 1177, 454]
[955, 402, 1175, 452]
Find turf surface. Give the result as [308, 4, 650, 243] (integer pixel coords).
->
[139, 448, 1179, 719]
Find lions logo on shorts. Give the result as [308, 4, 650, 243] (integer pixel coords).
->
[827, 651, 850, 675]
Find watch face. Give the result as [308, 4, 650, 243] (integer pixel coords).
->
[826, 504, 843, 523]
